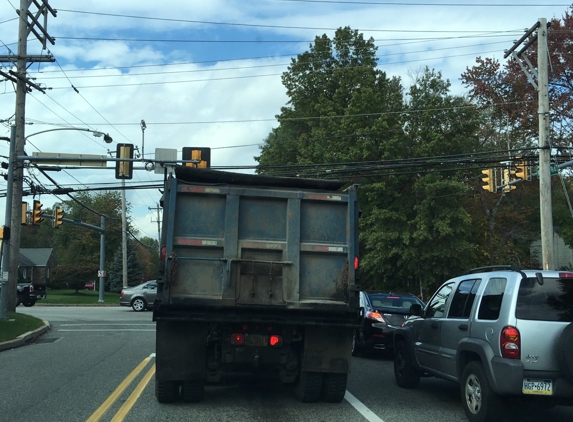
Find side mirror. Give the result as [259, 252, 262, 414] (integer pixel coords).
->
[409, 303, 422, 316]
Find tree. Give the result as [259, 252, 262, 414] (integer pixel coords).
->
[256, 28, 481, 294]
[108, 240, 144, 292]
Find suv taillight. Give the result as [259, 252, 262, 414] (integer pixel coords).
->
[500, 326, 520, 359]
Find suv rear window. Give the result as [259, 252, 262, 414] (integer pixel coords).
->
[516, 276, 573, 322]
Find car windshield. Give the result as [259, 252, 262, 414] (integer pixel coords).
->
[516, 276, 573, 322]
[367, 294, 423, 313]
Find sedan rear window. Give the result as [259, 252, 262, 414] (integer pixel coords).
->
[516, 276, 573, 322]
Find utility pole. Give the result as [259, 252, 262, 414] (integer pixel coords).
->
[0, 1, 56, 315]
[504, 18, 554, 270]
[149, 203, 162, 254]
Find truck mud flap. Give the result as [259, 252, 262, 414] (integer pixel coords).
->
[301, 326, 353, 373]
[156, 320, 208, 381]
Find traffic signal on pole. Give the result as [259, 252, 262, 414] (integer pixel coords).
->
[22, 202, 28, 225]
[115, 143, 134, 179]
[503, 169, 516, 192]
[53, 207, 64, 228]
[480, 169, 495, 192]
[32, 200, 44, 225]
[182, 147, 210, 168]
[515, 158, 529, 181]
[0, 225, 10, 241]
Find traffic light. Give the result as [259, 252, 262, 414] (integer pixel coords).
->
[0, 225, 10, 241]
[53, 207, 64, 228]
[503, 169, 516, 192]
[182, 147, 210, 168]
[515, 159, 529, 181]
[32, 200, 44, 225]
[480, 169, 495, 192]
[22, 202, 27, 225]
[115, 143, 134, 179]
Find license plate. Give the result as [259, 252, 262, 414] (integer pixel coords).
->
[244, 334, 268, 347]
[522, 379, 553, 395]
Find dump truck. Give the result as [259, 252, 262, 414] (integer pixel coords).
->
[153, 166, 360, 404]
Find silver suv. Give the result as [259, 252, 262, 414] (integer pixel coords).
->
[393, 266, 573, 422]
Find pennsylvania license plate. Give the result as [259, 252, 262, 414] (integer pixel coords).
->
[522, 379, 553, 395]
[244, 334, 268, 347]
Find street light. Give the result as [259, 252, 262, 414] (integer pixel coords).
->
[25, 127, 113, 143]
[0, 126, 114, 319]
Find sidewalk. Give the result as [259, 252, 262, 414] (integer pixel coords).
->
[0, 319, 50, 352]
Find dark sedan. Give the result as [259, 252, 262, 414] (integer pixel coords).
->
[352, 292, 424, 357]
[120, 280, 158, 311]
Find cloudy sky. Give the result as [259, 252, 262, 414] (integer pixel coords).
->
[0, 0, 569, 243]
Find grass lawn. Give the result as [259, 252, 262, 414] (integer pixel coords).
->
[41, 289, 120, 305]
[0, 312, 45, 342]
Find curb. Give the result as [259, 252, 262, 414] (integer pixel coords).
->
[0, 319, 50, 352]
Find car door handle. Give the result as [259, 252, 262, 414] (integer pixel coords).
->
[431, 322, 439, 329]
[458, 324, 468, 331]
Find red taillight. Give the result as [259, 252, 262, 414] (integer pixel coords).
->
[559, 272, 573, 279]
[500, 326, 520, 359]
[354, 256, 359, 270]
[269, 335, 283, 347]
[29, 285, 34, 292]
[160, 246, 167, 262]
[120, 290, 124, 297]
[230, 333, 245, 346]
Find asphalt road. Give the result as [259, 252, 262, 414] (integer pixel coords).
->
[1, 307, 572, 422]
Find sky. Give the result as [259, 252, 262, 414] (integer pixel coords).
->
[0, 0, 570, 245]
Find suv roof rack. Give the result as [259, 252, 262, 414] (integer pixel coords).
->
[464, 265, 521, 275]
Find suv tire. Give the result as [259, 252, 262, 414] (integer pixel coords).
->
[394, 340, 420, 388]
[557, 322, 573, 383]
[461, 361, 502, 422]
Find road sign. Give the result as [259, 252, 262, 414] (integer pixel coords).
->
[535, 163, 558, 177]
[31, 152, 107, 167]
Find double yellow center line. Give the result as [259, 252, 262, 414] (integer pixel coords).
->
[86, 353, 156, 422]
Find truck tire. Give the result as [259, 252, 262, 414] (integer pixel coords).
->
[394, 340, 420, 388]
[23, 299, 36, 307]
[461, 361, 503, 422]
[181, 380, 205, 403]
[155, 380, 180, 403]
[16, 293, 21, 307]
[295, 371, 322, 403]
[321, 373, 347, 403]
[557, 323, 573, 383]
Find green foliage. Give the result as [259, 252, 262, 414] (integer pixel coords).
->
[108, 240, 144, 292]
[50, 262, 99, 291]
[256, 28, 486, 295]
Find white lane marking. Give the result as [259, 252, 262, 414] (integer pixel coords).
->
[345, 391, 385, 422]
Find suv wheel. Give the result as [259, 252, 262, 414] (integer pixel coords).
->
[461, 361, 502, 422]
[131, 297, 146, 312]
[557, 323, 573, 383]
[394, 340, 420, 388]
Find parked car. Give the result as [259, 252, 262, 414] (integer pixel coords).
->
[84, 281, 95, 290]
[120, 280, 158, 311]
[352, 291, 424, 356]
[393, 266, 573, 422]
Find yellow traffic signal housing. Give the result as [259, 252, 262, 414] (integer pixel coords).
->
[182, 147, 210, 168]
[480, 169, 495, 192]
[515, 159, 529, 181]
[53, 207, 64, 228]
[0, 225, 10, 240]
[22, 202, 28, 225]
[32, 200, 44, 225]
[115, 143, 134, 179]
[503, 169, 516, 192]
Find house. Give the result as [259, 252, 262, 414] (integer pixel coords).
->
[19, 248, 58, 285]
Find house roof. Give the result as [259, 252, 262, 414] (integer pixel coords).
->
[19, 248, 56, 267]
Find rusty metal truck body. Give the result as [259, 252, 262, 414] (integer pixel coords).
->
[153, 166, 360, 403]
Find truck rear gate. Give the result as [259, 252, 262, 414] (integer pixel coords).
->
[154, 167, 360, 404]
